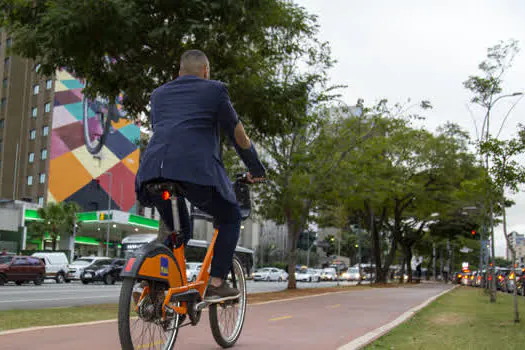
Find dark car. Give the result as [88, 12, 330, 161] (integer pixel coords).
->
[0, 255, 46, 286]
[80, 258, 125, 285]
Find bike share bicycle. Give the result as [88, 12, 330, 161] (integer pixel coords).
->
[117, 173, 253, 350]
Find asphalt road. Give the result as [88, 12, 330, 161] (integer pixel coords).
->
[0, 283, 453, 350]
[0, 280, 363, 310]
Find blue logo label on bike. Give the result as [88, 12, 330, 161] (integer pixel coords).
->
[160, 257, 169, 277]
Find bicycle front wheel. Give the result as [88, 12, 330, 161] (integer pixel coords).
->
[209, 257, 247, 348]
[118, 278, 181, 350]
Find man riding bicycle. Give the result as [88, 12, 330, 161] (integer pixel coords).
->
[135, 50, 266, 301]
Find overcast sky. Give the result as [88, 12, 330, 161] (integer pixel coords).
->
[296, 0, 525, 257]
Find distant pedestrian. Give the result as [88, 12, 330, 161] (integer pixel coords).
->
[1, 247, 7, 255]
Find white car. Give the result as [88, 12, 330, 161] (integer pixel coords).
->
[67, 257, 112, 280]
[321, 267, 339, 281]
[186, 262, 202, 282]
[295, 268, 321, 282]
[32, 252, 70, 283]
[252, 267, 288, 282]
[341, 267, 361, 281]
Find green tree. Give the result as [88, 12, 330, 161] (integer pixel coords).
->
[1, 0, 327, 136]
[257, 103, 375, 289]
[28, 202, 81, 251]
[463, 39, 522, 302]
[480, 135, 525, 323]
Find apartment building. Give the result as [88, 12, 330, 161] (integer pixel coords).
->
[0, 31, 54, 205]
[0, 32, 141, 213]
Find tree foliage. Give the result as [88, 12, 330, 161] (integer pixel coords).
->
[27, 201, 81, 250]
[1, 0, 329, 136]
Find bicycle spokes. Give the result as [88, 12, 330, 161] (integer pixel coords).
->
[125, 280, 180, 350]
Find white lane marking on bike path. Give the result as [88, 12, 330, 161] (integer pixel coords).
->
[337, 285, 457, 350]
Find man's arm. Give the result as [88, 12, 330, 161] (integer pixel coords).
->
[216, 84, 266, 178]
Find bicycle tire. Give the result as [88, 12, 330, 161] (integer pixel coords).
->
[82, 95, 112, 155]
[118, 277, 181, 350]
[209, 257, 247, 348]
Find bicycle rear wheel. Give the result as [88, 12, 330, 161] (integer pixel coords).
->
[118, 278, 181, 350]
[209, 257, 247, 348]
[82, 93, 113, 155]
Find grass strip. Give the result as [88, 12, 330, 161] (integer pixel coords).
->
[367, 287, 525, 350]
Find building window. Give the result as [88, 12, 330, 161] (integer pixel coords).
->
[42, 125, 49, 136]
[28, 152, 35, 163]
[33, 84, 39, 95]
[6, 38, 12, 48]
[2, 78, 7, 88]
[32, 107, 38, 118]
[38, 197, 44, 206]
[46, 80, 53, 90]
[0, 99, 6, 109]
[34, 63, 41, 72]
[4, 57, 10, 66]
[0, 119, 5, 128]
[30, 129, 36, 140]
[41, 148, 48, 160]
[27, 176, 33, 186]
[39, 173, 46, 184]
[0, 139, 2, 152]
[44, 102, 51, 113]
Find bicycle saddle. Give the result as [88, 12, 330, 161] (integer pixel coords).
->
[145, 180, 186, 198]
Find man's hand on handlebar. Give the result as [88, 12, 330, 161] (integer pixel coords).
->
[246, 172, 265, 184]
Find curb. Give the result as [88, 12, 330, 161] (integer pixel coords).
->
[337, 285, 458, 350]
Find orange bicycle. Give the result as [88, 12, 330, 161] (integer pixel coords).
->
[118, 174, 252, 349]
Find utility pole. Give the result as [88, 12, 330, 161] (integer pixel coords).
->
[104, 171, 113, 257]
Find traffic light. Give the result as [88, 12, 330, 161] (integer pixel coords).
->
[355, 244, 359, 248]
[471, 230, 476, 236]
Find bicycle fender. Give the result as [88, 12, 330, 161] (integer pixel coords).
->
[120, 242, 183, 288]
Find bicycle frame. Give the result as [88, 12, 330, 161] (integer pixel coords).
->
[134, 193, 219, 319]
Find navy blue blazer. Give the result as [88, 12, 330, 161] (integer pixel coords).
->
[135, 75, 265, 205]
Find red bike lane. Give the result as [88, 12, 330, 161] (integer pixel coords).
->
[0, 283, 452, 350]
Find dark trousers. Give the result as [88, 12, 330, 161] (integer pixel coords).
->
[150, 182, 241, 279]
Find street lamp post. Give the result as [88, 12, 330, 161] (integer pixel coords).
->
[480, 92, 523, 302]
[104, 171, 113, 257]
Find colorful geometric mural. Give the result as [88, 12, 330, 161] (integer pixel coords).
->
[47, 69, 140, 213]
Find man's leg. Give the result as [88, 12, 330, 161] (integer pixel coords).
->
[150, 194, 192, 247]
[178, 183, 242, 300]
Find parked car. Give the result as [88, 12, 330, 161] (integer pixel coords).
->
[295, 268, 320, 282]
[186, 262, 202, 282]
[341, 267, 361, 281]
[321, 267, 339, 281]
[67, 256, 112, 281]
[0, 255, 45, 285]
[31, 252, 70, 283]
[80, 258, 125, 285]
[252, 267, 288, 282]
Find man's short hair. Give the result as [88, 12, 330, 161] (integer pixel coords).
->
[180, 50, 209, 75]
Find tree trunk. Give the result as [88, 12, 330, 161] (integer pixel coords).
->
[405, 246, 413, 283]
[287, 249, 297, 289]
[369, 207, 385, 283]
[502, 205, 519, 323]
[489, 198, 497, 302]
[399, 258, 405, 284]
[52, 236, 57, 251]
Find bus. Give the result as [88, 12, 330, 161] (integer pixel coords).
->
[121, 234, 254, 276]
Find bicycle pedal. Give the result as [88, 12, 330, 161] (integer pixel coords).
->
[195, 301, 209, 312]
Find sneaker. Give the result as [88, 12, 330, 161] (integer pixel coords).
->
[205, 281, 240, 302]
